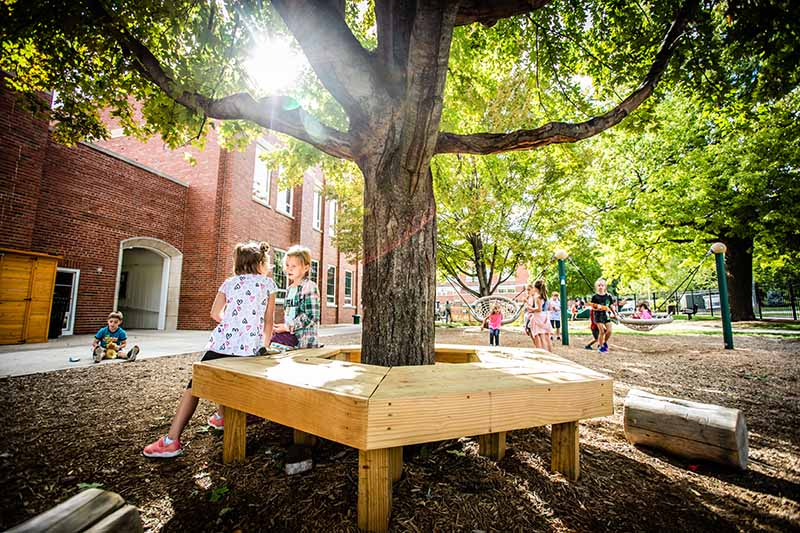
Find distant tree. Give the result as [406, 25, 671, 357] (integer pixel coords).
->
[586, 90, 800, 320]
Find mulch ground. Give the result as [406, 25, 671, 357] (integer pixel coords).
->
[2, 327, 798, 532]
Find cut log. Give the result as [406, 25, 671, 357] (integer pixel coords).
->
[623, 389, 748, 469]
[5, 488, 142, 533]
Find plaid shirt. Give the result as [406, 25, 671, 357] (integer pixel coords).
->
[285, 277, 321, 348]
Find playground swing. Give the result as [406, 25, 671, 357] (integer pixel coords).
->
[444, 277, 526, 325]
[566, 253, 711, 332]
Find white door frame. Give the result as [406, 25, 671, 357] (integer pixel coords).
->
[56, 267, 80, 336]
[115, 245, 170, 330]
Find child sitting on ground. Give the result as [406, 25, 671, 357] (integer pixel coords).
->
[632, 301, 653, 319]
[270, 245, 321, 351]
[481, 304, 503, 346]
[92, 311, 139, 363]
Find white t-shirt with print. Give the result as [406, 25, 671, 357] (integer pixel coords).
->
[205, 274, 277, 356]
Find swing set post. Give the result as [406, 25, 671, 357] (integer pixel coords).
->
[554, 250, 569, 346]
[711, 242, 734, 349]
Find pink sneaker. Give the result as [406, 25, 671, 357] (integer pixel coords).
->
[143, 436, 183, 458]
[208, 414, 224, 430]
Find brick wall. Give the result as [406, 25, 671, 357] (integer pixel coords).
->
[32, 142, 187, 333]
[97, 118, 364, 328]
[96, 131, 226, 330]
[0, 83, 49, 250]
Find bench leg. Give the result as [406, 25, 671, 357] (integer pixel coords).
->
[551, 421, 579, 480]
[223, 406, 246, 464]
[358, 448, 391, 532]
[478, 431, 507, 461]
[388, 446, 403, 483]
[293, 428, 317, 447]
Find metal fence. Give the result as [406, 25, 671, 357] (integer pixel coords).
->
[754, 282, 799, 320]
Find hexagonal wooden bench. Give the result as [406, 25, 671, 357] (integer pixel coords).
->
[192, 344, 613, 532]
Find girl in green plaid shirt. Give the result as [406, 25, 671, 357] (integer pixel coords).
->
[270, 245, 321, 350]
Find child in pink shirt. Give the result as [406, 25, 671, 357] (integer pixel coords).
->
[482, 304, 503, 346]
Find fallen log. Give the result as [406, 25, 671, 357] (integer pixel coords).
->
[6, 488, 142, 533]
[623, 389, 748, 469]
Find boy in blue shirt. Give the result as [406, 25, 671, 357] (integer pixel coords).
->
[92, 311, 139, 363]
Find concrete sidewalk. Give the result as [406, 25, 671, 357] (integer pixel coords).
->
[0, 324, 361, 378]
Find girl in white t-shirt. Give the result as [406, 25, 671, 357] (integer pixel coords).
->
[144, 241, 277, 458]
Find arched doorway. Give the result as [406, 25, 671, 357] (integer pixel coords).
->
[115, 238, 182, 330]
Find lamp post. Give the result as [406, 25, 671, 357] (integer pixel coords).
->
[554, 249, 569, 345]
[711, 242, 734, 349]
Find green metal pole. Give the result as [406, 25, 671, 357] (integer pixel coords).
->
[558, 259, 569, 345]
[553, 251, 570, 346]
[712, 243, 734, 349]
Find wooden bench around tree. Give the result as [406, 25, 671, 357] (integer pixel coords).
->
[6, 488, 142, 533]
[191, 344, 613, 532]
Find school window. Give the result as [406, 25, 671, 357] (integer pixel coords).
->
[310, 260, 319, 286]
[276, 185, 293, 216]
[328, 199, 337, 237]
[252, 144, 271, 205]
[344, 271, 353, 306]
[326, 265, 336, 305]
[312, 190, 322, 230]
[273, 249, 287, 302]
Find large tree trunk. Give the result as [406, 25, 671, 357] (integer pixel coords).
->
[724, 236, 756, 321]
[358, 2, 457, 367]
[360, 156, 437, 366]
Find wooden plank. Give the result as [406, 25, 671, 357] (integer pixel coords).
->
[551, 421, 580, 480]
[367, 368, 611, 449]
[192, 361, 376, 449]
[6, 488, 124, 533]
[199, 356, 388, 399]
[0, 301, 25, 344]
[0, 254, 34, 300]
[223, 406, 246, 463]
[478, 431, 506, 461]
[358, 448, 392, 533]
[84, 504, 143, 533]
[367, 391, 492, 449]
[0, 247, 62, 260]
[293, 428, 318, 447]
[388, 446, 403, 483]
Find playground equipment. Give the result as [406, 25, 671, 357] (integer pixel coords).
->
[564, 243, 734, 347]
[444, 277, 525, 325]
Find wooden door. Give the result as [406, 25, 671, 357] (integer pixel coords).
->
[0, 252, 34, 344]
[25, 257, 59, 343]
[0, 249, 60, 345]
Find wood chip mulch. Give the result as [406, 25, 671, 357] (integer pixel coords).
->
[1, 327, 798, 531]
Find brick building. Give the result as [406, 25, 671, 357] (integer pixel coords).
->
[0, 81, 360, 342]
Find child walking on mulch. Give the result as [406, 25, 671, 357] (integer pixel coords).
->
[590, 278, 615, 353]
[143, 241, 277, 458]
[482, 304, 503, 346]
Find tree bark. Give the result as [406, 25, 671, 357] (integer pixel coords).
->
[724, 236, 756, 321]
[358, 2, 457, 367]
[360, 156, 437, 366]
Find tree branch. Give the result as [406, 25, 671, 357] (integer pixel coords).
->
[271, 0, 388, 126]
[436, 0, 696, 155]
[87, 0, 353, 159]
[455, 0, 553, 27]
